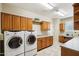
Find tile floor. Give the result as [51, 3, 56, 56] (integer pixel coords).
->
[37, 43, 62, 56]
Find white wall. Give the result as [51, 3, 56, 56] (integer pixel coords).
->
[52, 18, 61, 55]
[2, 3, 53, 36]
[2, 4, 51, 21]
[60, 17, 74, 37]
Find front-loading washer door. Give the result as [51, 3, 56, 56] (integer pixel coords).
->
[8, 37, 23, 49]
[27, 35, 36, 45]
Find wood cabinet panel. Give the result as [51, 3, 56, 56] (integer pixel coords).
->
[74, 14, 79, 21]
[74, 22, 79, 30]
[47, 37, 53, 46]
[61, 46, 79, 56]
[41, 37, 47, 49]
[74, 3, 79, 30]
[1, 13, 12, 30]
[37, 36, 53, 51]
[1, 13, 33, 31]
[50, 37, 53, 45]
[60, 23, 64, 32]
[59, 36, 65, 43]
[12, 15, 20, 30]
[27, 18, 33, 31]
[37, 38, 42, 51]
[20, 17, 27, 30]
[41, 21, 50, 31]
[46, 37, 50, 47]
[73, 3, 79, 14]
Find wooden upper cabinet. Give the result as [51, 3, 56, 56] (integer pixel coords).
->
[20, 17, 27, 30]
[12, 15, 20, 30]
[1, 13, 12, 30]
[59, 36, 65, 43]
[41, 21, 50, 31]
[74, 14, 79, 22]
[73, 3, 79, 15]
[27, 18, 33, 31]
[74, 21, 79, 30]
[73, 3, 79, 30]
[1, 13, 33, 31]
[60, 22, 65, 32]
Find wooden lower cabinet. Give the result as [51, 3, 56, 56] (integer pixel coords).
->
[61, 46, 79, 56]
[47, 37, 51, 47]
[50, 37, 53, 45]
[41, 37, 47, 49]
[37, 38, 42, 51]
[47, 37, 53, 46]
[37, 36, 53, 51]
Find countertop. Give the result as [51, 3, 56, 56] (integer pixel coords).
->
[61, 37, 79, 51]
[37, 35, 53, 38]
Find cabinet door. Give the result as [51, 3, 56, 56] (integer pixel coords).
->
[37, 38, 42, 51]
[27, 18, 33, 31]
[60, 23, 64, 32]
[74, 3, 79, 15]
[46, 37, 50, 47]
[41, 21, 50, 31]
[50, 37, 53, 46]
[59, 36, 65, 43]
[41, 37, 47, 49]
[12, 15, 20, 30]
[74, 22, 79, 30]
[74, 14, 79, 21]
[1, 13, 12, 30]
[20, 17, 27, 30]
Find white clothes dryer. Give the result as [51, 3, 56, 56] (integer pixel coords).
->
[24, 31, 37, 56]
[4, 31, 25, 56]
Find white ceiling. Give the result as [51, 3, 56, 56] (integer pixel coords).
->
[2, 3, 73, 19]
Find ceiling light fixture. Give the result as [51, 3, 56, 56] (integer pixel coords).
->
[41, 3, 54, 10]
[57, 11, 64, 16]
[56, 9, 65, 16]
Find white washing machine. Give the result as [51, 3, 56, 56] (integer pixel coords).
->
[24, 31, 37, 56]
[4, 31, 25, 56]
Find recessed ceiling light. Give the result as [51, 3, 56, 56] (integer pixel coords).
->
[41, 3, 54, 10]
